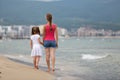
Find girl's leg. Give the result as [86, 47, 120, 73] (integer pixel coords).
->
[33, 56, 37, 69]
[45, 48, 50, 72]
[36, 56, 40, 69]
[50, 48, 56, 72]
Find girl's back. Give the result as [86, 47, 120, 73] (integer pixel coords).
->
[31, 34, 40, 45]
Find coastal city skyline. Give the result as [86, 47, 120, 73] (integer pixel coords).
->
[0, 25, 120, 39]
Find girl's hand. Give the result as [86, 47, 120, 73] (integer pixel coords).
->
[41, 42, 44, 46]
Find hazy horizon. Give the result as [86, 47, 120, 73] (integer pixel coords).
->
[0, 0, 120, 30]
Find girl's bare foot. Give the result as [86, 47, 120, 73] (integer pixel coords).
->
[46, 68, 51, 72]
[35, 64, 39, 69]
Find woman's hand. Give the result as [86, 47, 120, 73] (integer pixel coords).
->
[56, 43, 58, 48]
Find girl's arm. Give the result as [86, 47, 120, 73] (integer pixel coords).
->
[30, 40, 33, 49]
[38, 38, 43, 46]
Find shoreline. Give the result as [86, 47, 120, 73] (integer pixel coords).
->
[0, 56, 55, 80]
[1, 36, 120, 40]
[75, 36, 120, 39]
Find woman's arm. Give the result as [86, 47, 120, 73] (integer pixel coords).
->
[42, 26, 46, 42]
[55, 26, 58, 47]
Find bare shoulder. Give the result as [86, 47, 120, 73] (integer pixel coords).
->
[43, 25, 46, 29]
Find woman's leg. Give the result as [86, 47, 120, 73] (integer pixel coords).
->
[36, 56, 40, 69]
[50, 48, 56, 71]
[45, 48, 51, 72]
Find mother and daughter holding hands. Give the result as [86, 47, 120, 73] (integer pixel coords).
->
[30, 13, 58, 72]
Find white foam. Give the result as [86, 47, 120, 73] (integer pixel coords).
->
[60, 68, 64, 71]
[102, 38, 105, 41]
[62, 39, 64, 42]
[81, 54, 108, 60]
[90, 39, 94, 42]
[4, 54, 31, 62]
[19, 55, 24, 58]
[4, 55, 17, 59]
[0, 40, 3, 43]
[57, 77, 62, 80]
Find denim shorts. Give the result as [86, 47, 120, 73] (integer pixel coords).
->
[44, 40, 57, 48]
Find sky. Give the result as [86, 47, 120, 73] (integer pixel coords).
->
[0, 0, 120, 30]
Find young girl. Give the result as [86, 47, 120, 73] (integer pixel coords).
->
[30, 26, 43, 69]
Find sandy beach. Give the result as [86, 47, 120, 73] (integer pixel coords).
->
[0, 56, 55, 80]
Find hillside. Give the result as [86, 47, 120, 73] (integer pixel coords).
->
[0, 0, 120, 30]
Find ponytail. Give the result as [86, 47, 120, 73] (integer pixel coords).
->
[46, 13, 52, 31]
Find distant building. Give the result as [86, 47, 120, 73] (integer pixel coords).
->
[115, 31, 120, 36]
[0, 25, 120, 39]
[6, 26, 17, 39]
[23, 25, 31, 39]
[38, 25, 44, 35]
[0, 26, 5, 39]
[58, 27, 68, 37]
[77, 27, 117, 37]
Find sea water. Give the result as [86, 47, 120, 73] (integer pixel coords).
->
[0, 37, 120, 80]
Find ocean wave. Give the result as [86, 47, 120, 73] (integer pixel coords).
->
[4, 54, 32, 62]
[81, 54, 110, 60]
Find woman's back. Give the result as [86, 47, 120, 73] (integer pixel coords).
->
[44, 23, 56, 41]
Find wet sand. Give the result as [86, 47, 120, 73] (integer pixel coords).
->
[0, 56, 54, 80]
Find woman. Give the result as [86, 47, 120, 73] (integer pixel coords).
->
[43, 13, 58, 72]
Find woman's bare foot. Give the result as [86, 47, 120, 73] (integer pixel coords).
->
[52, 69, 55, 72]
[35, 65, 39, 69]
[33, 65, 39, 70]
